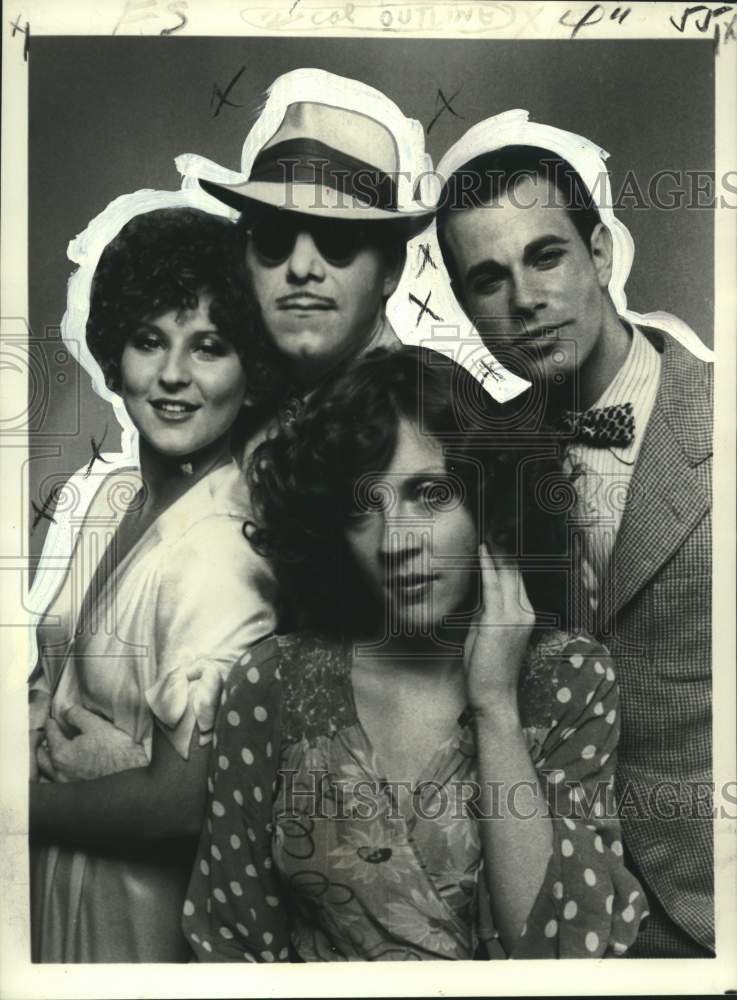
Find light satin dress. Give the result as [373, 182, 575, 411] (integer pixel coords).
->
[29, 461, 276, 962]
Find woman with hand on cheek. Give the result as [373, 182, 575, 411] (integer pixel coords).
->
[184, 346, 647, 961]
[29, 207, 280, 962]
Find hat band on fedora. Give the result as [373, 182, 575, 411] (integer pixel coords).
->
[250, 138, 398, 211]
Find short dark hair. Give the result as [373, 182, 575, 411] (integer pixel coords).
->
[86, 207, 285, 410]
[246, 345, 572, 636]
[436, 145, 602, 286]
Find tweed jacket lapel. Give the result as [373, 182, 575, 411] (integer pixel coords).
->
[598, 328, 712, 631]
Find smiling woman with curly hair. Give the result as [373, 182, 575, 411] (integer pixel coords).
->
[183, 346, 647, 963]
[86, 206, 287, 426]
[29, 206, 282, 963]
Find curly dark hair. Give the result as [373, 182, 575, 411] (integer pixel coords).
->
[247, 346, 575, 637]
[85, 207, 289, 419]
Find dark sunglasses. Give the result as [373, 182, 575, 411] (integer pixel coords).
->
[247, 215, 371, 268]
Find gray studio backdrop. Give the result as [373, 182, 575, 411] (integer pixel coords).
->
[28, 36, 714, 562]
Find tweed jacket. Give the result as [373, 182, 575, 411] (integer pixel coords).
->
[592, 327, 713, 953]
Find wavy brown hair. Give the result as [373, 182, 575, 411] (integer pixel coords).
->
[246, 346, 575, 637]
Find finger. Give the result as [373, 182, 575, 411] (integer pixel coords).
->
[496, 555, 521, 597]
[478, 541, 501, 580]
[64, 704, 100, 734]
[478, 542, 502, 608]
[45, 718, 71, 759]
[36, 745, 58, 781]
[487, 538, 522, 575]
[516, 568, 535, 617]
[483, 543, 530, 619]
[184, 662, 205, 682]
[498, 561, 535, 622]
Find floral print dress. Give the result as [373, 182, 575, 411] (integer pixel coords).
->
[183, 630, 648, 960]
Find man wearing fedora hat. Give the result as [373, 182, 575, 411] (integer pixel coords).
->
[433, 122, 713, 959]
[30, 75, 439, 881]
[193, 70, 434, 389]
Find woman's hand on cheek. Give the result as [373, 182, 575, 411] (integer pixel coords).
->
[464, 543, 535, 717]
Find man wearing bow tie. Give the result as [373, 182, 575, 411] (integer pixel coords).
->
[435, 141, 713, 958]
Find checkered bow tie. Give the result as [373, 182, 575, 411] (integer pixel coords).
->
[561, 402, 635, 447]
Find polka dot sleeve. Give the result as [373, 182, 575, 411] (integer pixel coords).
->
[511, 637, 648, 958]
[182, 636, 290, 962]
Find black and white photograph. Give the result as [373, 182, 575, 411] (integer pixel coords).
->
[1, 1, 735, 996]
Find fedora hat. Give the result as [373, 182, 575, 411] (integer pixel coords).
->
[199, 99, 434, 228]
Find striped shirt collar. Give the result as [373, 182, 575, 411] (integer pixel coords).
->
[586, 321, 662, 462]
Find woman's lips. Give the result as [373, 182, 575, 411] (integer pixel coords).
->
[390, 573, 439, 599]
[149, 399, 200, 421]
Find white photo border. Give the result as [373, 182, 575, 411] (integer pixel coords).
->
[1, 1, 735, 996]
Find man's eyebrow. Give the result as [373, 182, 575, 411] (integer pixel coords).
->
[465, 258, 506, 286]
[463, 235, 570, 286]
[523, 235, 570, 261]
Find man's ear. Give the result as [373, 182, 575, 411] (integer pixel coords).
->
[382, 245, 406, 299]
[589, 222, 613, 289]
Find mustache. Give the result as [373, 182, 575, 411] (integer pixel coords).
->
[276, 292, 336, 307]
